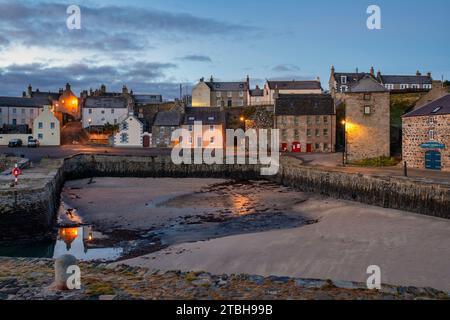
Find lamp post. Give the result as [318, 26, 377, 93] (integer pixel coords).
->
[88, 119, 92, 135]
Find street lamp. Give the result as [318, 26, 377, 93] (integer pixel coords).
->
[88, 118, 92, 135]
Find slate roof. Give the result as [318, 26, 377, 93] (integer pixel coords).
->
[379, 75, 432, 85]
[0, 96, 50, 107]
[333, 72, 370, 87]
[275, 94, 334, 116]
[249, 88, 264, 97]
[84, 96, 127, 108]
[267, 80, 322, 91]
[205, 81, 249, 92]
[183, 108, 226, 125]
[348, 76, 388, 93]
[153, 111, 183, 126]
[404, 94, 450, 117]
[32, 91, 61, 101]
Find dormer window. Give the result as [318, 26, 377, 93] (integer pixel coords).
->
[385, 84, 394, 90]
[340, 85, 348, 92]
[341, 76, 347, 84]
[400, 84, 409, 89]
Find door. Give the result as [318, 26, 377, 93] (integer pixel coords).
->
[425, 150, 441, 170]
[306, 144, 312, 153]
[143, 135, 150, 148]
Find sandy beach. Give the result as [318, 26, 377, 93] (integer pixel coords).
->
[63, 177, 450, 291]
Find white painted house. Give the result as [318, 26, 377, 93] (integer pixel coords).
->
[33, 105, 60, 146]
[114, 114, 151, 148]
[82, 96, 128, 128]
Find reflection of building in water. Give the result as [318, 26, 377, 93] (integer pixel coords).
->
[57, 226, 93, 252]
[53, 226, 122, 261]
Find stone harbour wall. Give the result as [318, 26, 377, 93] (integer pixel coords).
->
[0, 154, 449, 241]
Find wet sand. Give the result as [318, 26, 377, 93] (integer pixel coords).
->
[63, 177, 450, 291]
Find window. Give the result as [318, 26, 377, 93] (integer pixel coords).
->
[30, 109, 34, 115]
[324, 143, 329, 151]
[120, 133, 129, 143]
[340, 85, 348, 92]
[315, 143, 320, 150]
[411, 84, 419, 89]
[315, 129, 320, 137]
[38, 122, 43, 129]
[111, 109, 115, 114]
[122, 122, 128, 131]
[22, 109, 26, 114]
[238, 99, 244, 107]
[12, 108, 17, 114]
[188, 116, 195, 121]
[216, 92, 222, 98]
[307, 129, 312, 137]
[294, 116, 299, 126]
[400, 84, 409, 89]
[217, 100, 222, 107]
[188, 125, 193, 132]
[363, 94, 371, 101]
[323, 129, 328, 137]
[208, 116, 215, 121]
[239, 91, 244, 97]
[171, 127, 175, 132]
[159, 127, 165, 133]
[428, 117, 435, 125]
[294, 129, 300, 140]
[364, 106, 371, 115]
[227, 100, 232, 107]
[385, 84, 394, 90]
[429, 130, 435, 140]
[38, 133, 43, 140]
[210, 137, 215, 144]
[50, 122, 55, 129]
[341, 76, 347, 84]
[423, 84, 432, 90]
[227, 91, 232, 98]
[315, 116, 321, 125]
[307, 116, 312, 125]
[189, 136, 193, 144]
[88, 109, 92, 114]
[101, 110, 105, 114]
[12, 119, 16, 125]
[209, 125, 215, 132]
[323, 116, 328, 124]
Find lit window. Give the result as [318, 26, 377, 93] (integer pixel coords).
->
[428, 130, 435, 140]
[364, 106, 371, 115]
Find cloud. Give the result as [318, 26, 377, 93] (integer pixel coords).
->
[272, 64, 301, 72]
[0, 61, 182, 98]
[177, 55, 212, 63]
[0, 2, 255, 53]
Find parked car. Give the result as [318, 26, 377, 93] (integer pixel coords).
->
[8, 139, 23, 148]
[27, 139, 40, 148]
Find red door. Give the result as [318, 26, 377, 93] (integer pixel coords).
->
[143, 135, 150, 148]
[281, 143, 288, 152]
[306, 144, 312, 153]
[292, 142, 301, 153]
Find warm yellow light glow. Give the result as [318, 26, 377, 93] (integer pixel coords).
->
[341, 120, 346, 125]
[240, 116, 245, 122]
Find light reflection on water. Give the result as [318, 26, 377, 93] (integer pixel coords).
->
[53, 226, 123, 261]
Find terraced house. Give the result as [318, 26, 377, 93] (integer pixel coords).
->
[329, 66, 434, 95]
[192, 76, 250, 108]
[275, 94, 335, 153]
[402, 94, 450, 171]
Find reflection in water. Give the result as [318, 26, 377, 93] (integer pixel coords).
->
[230, 194, 254, 216]
[53, 226, 123, 261]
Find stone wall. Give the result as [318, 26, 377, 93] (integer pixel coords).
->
[402, 115, 450, 171]
[1, 154, 449, 242]
[344, 92, 390, 162]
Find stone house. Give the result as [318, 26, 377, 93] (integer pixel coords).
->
[151, 111, 183, 147]
[274, 94, 336, 153]
[341, 76, 391, 162]
[329, 66, 433, 96]
[180, 108, 226, 149]
[82, 96, 129, 129]
[192, 76, 250, 108]
[114, 114, 151, 148]
[0, 95, 49, 130]
[402, 94, 450, 171]
[33, 105, 60, 146]
[267, 80, 323, 105]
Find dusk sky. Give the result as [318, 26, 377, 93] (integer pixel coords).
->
[0, 0, 449, 98]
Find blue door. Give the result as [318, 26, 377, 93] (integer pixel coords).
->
[425, 150, 442, 170]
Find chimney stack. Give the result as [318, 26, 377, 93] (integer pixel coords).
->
[66, 83, 71, 91]
[27, 84, 32, 97]
[416, 70, 422, 76]
[210, 75, 214, 83]
[370, 66, 375, 76]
